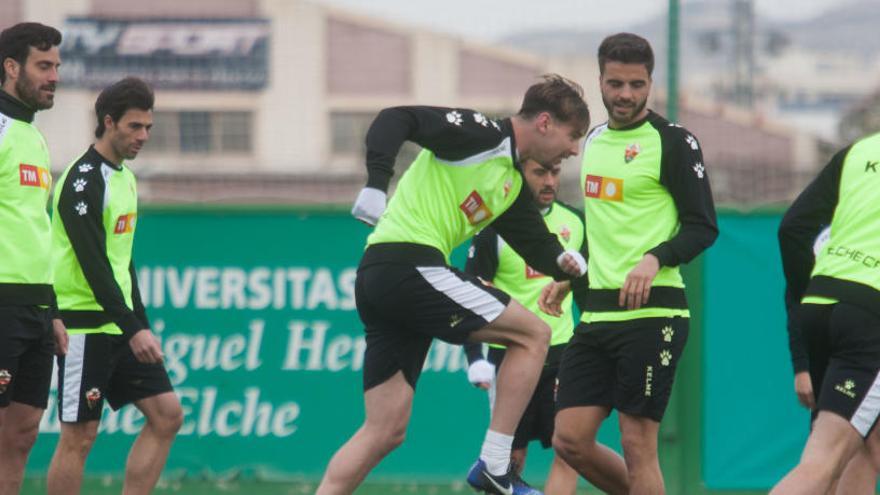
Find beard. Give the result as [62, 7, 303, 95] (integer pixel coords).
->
[535, 188, 556, 208]
[15, 69, 54, 110]
[602, 93, 647, 127]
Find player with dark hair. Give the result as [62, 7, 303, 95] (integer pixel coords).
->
[463, 158, 586, 494]
[0, 21, 65, 495]
[541, 33, 717, 494]
[47, 77, 182, 495]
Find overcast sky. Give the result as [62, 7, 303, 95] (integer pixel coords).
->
[312, 0, 850, 42]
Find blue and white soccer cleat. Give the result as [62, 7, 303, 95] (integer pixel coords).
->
[466, 459, 543, 495]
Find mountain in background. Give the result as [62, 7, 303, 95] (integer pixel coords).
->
[772, 0, 879, 56]
[502, 0, 880, 61]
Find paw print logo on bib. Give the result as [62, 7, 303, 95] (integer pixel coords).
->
[659, 350, 672, 366]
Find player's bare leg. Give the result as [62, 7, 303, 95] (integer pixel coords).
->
[47, 420, 100, 495]
[544, 453, 579, 495]
[554, 406, 629, 495]
[771, 412, 865, 495]
[0, 403, 43, 495]
[317, 371, 414, 495]
[618, 412, 663, 495]
[124, 392, 183, 495]
[469, 300, 549, 445]
[833, 446, 877, 494]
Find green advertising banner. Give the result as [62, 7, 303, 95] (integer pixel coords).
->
[28, 208, 620, 484]
[703, 213, 808, 489]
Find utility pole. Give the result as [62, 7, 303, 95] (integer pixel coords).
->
[731, 0, 755, 107]
[668, 0, 680, 122]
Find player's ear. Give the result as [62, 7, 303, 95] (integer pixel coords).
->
[535, 112, 552, 134]
[2, 57, 20, 82]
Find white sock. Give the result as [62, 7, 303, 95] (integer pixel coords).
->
[480, 429, 513, 475]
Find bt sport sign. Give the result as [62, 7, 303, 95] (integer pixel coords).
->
[60, 18, 270, 91]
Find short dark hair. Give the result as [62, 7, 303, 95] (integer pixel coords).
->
[0, 22, 62, 84]
[598, 32, 654, 76]
[94, 77, 155, 138]
[517, 74, 590, 137]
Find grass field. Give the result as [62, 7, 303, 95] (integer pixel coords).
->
[21, 478, 605, 494]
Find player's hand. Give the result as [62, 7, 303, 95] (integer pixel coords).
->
[619, 254, 660, 310]
[539, 280, 571, 317]
[794, 371, 815, 410]
[556, 250, 587, 277]
[129, 329, 164, 364]
[467, 359, 495, 390]
[52, 318, 68, 356]
[351, 187, 387, 226]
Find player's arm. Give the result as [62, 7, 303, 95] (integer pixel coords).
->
[353, 107, 506, 224]
[778, 146, 846, 373]
[48, 290, 67, 355]
[56, 169, 142, 337]
[35, 148, 68, 354]
[571, 217, 589, 312]
[492, 186, 584, 280]
[465, 227, 500, 284]
[651, 128, 719, 267]
[462, 228, 499, 387]
[129, 260, 150, 329]
[363, 106, 506, 192]
[462, 229, 498, 364]
[553, 203, 590, 311]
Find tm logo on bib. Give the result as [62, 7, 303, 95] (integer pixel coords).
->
[525, 265, 546, 279]
[460, 191, 493, 225]
[19, 164, 51, 189]
[585, 175, 623, 202]
[114, 213, 137, 234]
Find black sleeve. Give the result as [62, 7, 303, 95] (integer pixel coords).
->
[571, 212, 589, 312]
[491, 184, 568, 281]
[651, 127, 719, 267]
[57, 167, 142, 336]
[129, 260, 150, 328]
[778, 146, 847, 372]
[49, 289, 60, 320]
[463, 343, 485, 365]
[363, 106, 507, 192]
[463, 229, 497, 365]
[465, 227, 499, 282]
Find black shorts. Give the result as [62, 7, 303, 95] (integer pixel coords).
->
[0, 306, 55, 408]
[56, 332, 174, 423]
[556, 317, 689, 422]
[802, 303, 880, 438]
[357, 251, 510, 391]
[488, 345, 565, 449]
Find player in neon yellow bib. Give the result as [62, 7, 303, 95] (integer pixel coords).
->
[463, 159, 586, 494]
[47, 78, 181, 495]
[319, 75, 591, 495]
[0, 22, 65, 494]
[774, 133, 880, 494]
[540, 34, 717, 495]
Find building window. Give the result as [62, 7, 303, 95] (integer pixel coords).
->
[330, 111, 419, 166]
[149, 111, 253, 154]
[330, 112, 375, 154]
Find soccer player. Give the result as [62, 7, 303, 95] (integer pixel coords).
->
[784, 227, 880, 495]
[46, 78, 182, 495]
[0, 22, 66, 495]
[317, 74, 590, 495]
[540, 33, 717, 494]
[463, 158, 585, 495]
[773, 131, 880, 494]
